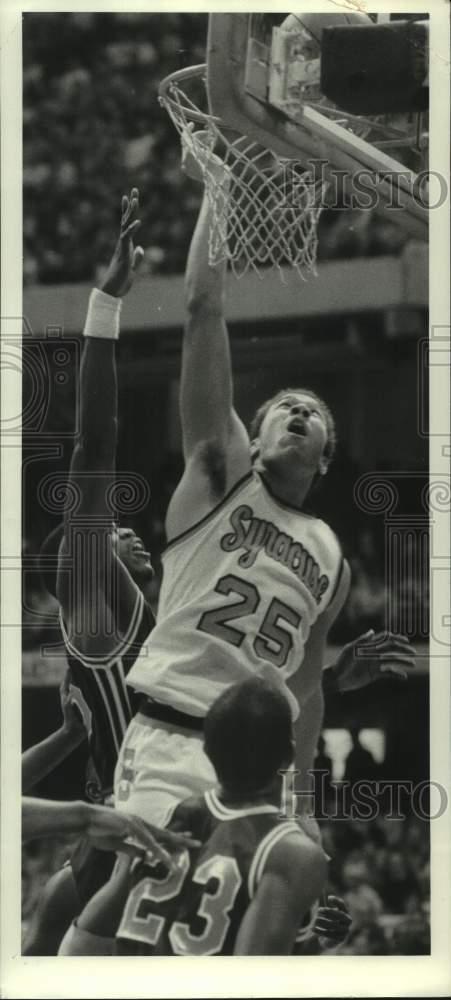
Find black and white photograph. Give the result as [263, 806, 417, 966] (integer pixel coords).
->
[1, 3, 450, 997]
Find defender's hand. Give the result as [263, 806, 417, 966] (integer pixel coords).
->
[59, 671, 87, 744]
[86, 807, 201, 871]
[314, 895, 352, 947]
[86, 807, 172, 866]
[100, 188, 144, 298]
[332, 629, 416, 693]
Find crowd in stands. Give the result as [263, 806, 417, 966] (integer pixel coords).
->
[308, 734, 431, 954]
[322, 814, 430, 954]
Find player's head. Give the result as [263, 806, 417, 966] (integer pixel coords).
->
[250, 388, 336, 485]
[39, 522, 153, 598]
[111, 525, 154, 583]
[204, 677, 294, 796]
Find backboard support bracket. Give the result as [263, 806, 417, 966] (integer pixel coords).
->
[206, 14, 428, 240]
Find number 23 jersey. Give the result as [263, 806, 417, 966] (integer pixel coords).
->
[127, 471, 343, 717]
[117, 789, 321, 956]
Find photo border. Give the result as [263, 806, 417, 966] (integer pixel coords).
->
[1, 0, 450, 996]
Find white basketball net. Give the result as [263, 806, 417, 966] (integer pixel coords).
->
[160, 77, 327, 280]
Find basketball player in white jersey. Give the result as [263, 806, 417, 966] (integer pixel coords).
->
[114, 142, 416, 827]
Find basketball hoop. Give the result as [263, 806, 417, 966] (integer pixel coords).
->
[159, 66, 327, 280]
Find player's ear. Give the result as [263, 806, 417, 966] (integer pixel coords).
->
[318, 454, 329, 476]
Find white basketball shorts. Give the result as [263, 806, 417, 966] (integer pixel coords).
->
[114, 712, 217, 827]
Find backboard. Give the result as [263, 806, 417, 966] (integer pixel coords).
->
[206, 13, 428, 241]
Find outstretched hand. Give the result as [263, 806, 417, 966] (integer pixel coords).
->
[331, 629, 417, 693]
[86, 805, 201, 871]
[100, 188, 145, 298]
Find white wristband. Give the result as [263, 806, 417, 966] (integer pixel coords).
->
[83, 288, 122, 340]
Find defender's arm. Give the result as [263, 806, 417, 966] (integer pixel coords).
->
[22, 800, 179, 864]
[57, 191, 144, 657]
[287, 560, 351, 795]
[234, 834, 327, 955]
[22, 725, 86, 794]
[22, 671, 88, 792]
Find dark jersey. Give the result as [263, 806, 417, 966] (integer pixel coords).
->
[117, 789, 319, 956]
[60, 589, 154, 797]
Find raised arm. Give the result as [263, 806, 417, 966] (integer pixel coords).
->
[166, 138, 250, 539]
[182, 188, 233, 454]
[57, 190, 144, 656]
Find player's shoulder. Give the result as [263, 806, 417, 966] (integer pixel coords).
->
[267, 821, 327, 885]
[60, 584, 150, 666]
[311, 514, 343, 553]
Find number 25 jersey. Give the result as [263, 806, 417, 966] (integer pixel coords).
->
[127, 471, 343, 717]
